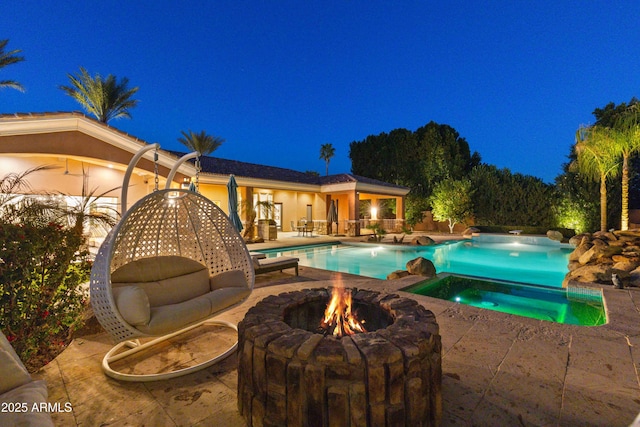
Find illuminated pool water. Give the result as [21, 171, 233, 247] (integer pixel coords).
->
[260, 238, 572, 287]
[402, 274, 606, 326]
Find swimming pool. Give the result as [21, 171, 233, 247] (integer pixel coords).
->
[402, 274, 605, 326]
[260, 237, 572, 287]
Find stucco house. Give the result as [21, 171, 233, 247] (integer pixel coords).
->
[0, 112, 409, 240]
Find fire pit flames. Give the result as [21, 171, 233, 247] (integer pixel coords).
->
[319, 286, 366, 336]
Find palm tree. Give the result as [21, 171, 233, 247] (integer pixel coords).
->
[59, 67, 139, 123]
[178, 130, 224, 155]
[614, 104, 640, 230]
[0, 39, 25, 92]
[319, 143, 335, 176]
[573, 125, 620, 232]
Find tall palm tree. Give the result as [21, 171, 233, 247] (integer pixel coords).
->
[177, 130, 224, 155]
[0, 39, 25, 92]
[614, 104, 640, 230]
[573, 125, 620, 232]
[59, 67, 139, 123]
[319, 143, 335, 176]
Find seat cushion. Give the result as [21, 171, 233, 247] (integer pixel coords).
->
[205, 287, 251, 313]
[138, 295, 212, 335]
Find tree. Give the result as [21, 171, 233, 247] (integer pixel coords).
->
[60, 67, 139, 123]
[613, 103, 640, 230]
[429, 178, 473, 233]
[0, 39, 25, 92]
[319, 143, 335, 176]
[572, 125, 620, 232]
[178, 129, 224, 155]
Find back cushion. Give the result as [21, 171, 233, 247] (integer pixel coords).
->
[111, 256, 207, 283]
[112, 256, 210, 306]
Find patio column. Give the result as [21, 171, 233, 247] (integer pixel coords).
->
[348, 191, 360, 236]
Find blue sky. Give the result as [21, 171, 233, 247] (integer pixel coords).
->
[3, 1, 639, 182]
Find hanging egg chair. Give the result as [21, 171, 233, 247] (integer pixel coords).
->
[90, 188, 254, 381]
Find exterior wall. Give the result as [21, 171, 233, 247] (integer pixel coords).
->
[0, 154, 150, 209]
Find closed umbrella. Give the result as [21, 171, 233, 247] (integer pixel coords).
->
[327, 199, 338, 235]
[227, 175, 243, 232]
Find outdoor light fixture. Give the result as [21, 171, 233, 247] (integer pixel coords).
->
[371, 206, 377, 220]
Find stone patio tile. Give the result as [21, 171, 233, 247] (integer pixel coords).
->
[441, 312, 524, 421]
[561, 332, 640, 426]
[436, 312, 476, 355]
[143, 371, 240, 427]
[474, 332, 569, 426]
[98, 400, 177, 427]
[601, 288, 640, 336]
[628, 335, 640, 387]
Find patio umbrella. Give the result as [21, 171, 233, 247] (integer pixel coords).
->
[227, 175, 243, 233]
[327, 199, 338, 235]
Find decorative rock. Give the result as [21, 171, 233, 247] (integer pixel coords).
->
[546, 230, 564, 242]
[406, 257, 436, 277]
[612, 260, 639, 272]
[569, 243, 592, 262]
[411, 236, 436, 246]
[591, 238, 608, 247]
[594, 231, 617, 241]
[387, 270, 410, 280]
[569, 233, 590, 247]
[462, 227, 480, 238]
[566, 264, 612, 284]
[629, 267, 640, 287]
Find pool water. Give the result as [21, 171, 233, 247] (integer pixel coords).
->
[261, 240, 572, 287]
[402, 275, 606, 326]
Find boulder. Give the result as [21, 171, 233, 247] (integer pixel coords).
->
[386, 270, 410, 280]
[591, 238, 608, 247]
[612, 260, 639, 272]
[593, 231, 617, 241]
[406, 257, 436, 277]
[569, 243, 591, 262]
[411, 236, 436, 246]
[546, 230, 564, 242]
[569, 233, 591, 247]
[566, 264, 612, 284]
[462, 227, 480, 238]
[629, 267, 640, 287]
[578, 245, 622, 264]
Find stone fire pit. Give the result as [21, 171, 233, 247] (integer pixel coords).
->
[237, 287, 442, 426]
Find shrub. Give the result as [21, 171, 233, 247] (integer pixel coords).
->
[0, 221, 91, 368]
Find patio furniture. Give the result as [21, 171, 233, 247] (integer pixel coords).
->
[0, 331, 53, 426]
[291, 220, 303, 235]
[253, 256, 299, 275]
[90, 188, 255, 381]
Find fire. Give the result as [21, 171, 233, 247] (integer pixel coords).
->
[319, 285, 367, 337]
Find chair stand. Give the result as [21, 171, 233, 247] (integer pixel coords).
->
[101, 319, 238, 382]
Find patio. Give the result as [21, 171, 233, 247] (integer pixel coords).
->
[34, 233, 640, 426]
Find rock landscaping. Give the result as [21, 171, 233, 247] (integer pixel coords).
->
[564, 229, 640, 288]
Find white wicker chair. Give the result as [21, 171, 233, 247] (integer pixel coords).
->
[90, 189, 254, 381]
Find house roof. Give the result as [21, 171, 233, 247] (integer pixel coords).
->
[1, 112, 409, 195]
[167, 150, 409, 192]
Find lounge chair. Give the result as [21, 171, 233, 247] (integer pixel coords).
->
[253, 256, 299, 275]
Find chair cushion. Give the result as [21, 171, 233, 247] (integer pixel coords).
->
[111, 256, 206, 283]
[0, 333, 32, 395]
[209, 270, 248, 290]
[0, 380, 53, 427]
[255, 257, 299, 268]
[113, 268, 210, 307]
[205, 287, 251, 313]
[112, 286, 150, 326]
[138, 295, 213, 336]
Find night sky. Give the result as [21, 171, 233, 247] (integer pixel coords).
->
[3, 1, 640, 182]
